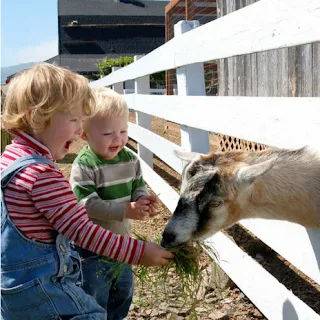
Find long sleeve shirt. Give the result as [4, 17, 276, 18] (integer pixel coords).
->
[70, 146, 148, 236]
[0, 132, 145, 265]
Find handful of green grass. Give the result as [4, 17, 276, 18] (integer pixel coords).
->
[97, 257, 126, 286]
[133, 233, 206, 317]
[99, 233, 217, 318]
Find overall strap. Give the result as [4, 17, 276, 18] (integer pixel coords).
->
[1, 155, 57, 189]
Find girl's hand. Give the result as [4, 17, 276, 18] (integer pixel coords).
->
[140, 242, 174, 266]
[124, 200, 150, 220]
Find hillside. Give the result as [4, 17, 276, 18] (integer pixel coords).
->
[1, 62, 37, 84]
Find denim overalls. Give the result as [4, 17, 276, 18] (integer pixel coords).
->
[76, 247, 133, 320]
[1, 155, 107, 320]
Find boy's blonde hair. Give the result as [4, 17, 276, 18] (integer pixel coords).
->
[83, 87, 128, 132]
[2, 63, 95, 135]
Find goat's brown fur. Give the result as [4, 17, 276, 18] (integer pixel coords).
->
[161, 147, 320, 247]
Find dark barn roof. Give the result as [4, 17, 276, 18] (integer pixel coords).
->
[59, 25, 165, 55]
[53, 0, 168, 75]
[58, 0, 168, 17]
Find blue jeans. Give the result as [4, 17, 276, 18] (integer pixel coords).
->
[78, 248, 133, 320]
[1, 155, 107, 320]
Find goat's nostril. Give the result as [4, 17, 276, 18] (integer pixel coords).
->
[161, 232, 176, 248]
[165, 233, 176, 243]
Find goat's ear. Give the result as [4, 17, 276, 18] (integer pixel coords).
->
[174, 150, 202, 163]
[235, 158, 276, 186]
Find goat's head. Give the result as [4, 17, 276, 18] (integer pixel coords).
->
[161, 149, 276, 248]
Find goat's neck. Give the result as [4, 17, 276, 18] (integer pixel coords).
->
[242, 149, 320, 227]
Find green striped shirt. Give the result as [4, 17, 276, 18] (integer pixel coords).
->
[70, 146, 148, 236]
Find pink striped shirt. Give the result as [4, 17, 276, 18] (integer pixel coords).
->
[1, 132, 145, 265]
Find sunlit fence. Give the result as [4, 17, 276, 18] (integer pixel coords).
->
[90, 0, 320, 318]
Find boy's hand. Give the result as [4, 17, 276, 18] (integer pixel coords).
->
[124, 200, 150, 220]
[140, 242, 174, 266]
[139, 194, 160, 216]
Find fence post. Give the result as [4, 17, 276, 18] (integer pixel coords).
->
[174, 21, 210, 154]
[134, 55, 153, 168]
[111, 67, 123, 94]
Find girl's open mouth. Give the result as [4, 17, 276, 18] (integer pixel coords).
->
[64, 141, 72, 151]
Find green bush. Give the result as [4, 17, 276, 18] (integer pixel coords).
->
[97, 56, 134, 77]
[96, 56, 165, 88]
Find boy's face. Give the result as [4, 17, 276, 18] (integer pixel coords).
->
[34, 107, 85, 160]
[84, 113, 128, 159]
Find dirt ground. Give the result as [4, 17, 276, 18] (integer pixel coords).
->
[57, 113, 319, 320]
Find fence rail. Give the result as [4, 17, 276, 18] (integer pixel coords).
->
[90, 0, 320, 89]
[124, 95, 320, 150]
[90, 0, 320, 319]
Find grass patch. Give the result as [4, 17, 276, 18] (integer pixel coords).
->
[132, 233, 217, 318]
[99, 233, 219, 319]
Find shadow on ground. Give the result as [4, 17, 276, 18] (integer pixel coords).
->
[57, 153, 78, 164]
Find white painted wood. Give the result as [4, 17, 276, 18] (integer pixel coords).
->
[175, 21, 210, 154]
[89, 40, 175, 88]
[125, 147, 179, 212]
[123, 94, 320, 150]
[127, 126, 320, 317]
[89, 0, 320, 88]
[126, 93, 320, 284]
[134, 55, 153, 168]
[111, 67, 123, 94]
[129, 105, 320, 283]
[128, 123, 183, 174]
[128, 144, 320, 319]
[88, 2, 320, 316]
[240, 219, 320, 284]
[174, 0, 320, 67]
[203, 233, 320, 320]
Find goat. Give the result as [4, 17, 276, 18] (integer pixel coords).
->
[161, 147, 320, 248]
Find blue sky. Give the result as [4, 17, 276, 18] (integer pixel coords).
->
[1, 0, 58, 67]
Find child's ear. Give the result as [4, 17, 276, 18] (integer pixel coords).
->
[26, 109, 32, 123]
[81, 132, 88, 141]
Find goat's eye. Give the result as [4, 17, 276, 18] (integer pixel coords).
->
[188, 167, 197, 177]
[209, 201, 222, 208]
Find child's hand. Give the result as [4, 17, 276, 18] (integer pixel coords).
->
[124, 200, 150, 220]
[139, 194, 160, 217]
[140, 242, 174, 266]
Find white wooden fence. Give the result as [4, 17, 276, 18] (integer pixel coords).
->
[90, 0, 320, 319]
